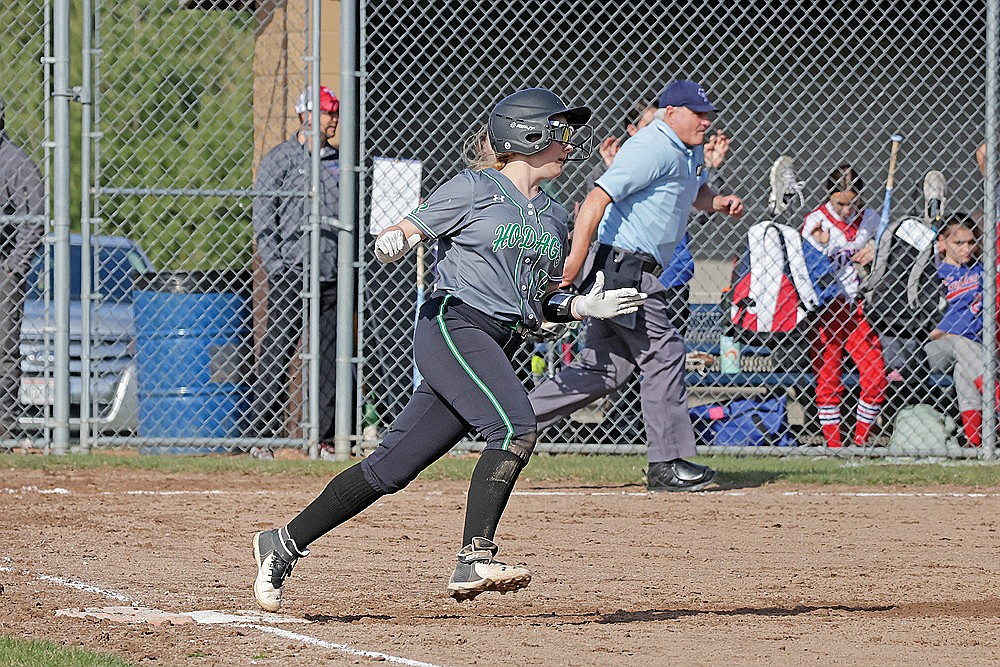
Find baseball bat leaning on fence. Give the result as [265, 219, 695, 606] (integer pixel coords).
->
[875, 134, 904, 246]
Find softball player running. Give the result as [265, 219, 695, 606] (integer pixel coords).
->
[252, 88, 647, 610]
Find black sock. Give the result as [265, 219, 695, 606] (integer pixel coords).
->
[462, 449, 525, 546]
[286, 463, 383, 549]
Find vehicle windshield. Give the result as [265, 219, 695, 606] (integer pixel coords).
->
[25, 243, 153, 303]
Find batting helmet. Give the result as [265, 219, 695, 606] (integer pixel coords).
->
[488, 88, 593, 160]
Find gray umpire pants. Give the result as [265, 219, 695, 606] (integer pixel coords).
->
[529, 272, 696, 463]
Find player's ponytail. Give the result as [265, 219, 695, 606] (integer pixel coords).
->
[463, 124, 508, 171]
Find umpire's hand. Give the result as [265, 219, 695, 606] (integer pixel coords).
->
[712, 194, 745, 218]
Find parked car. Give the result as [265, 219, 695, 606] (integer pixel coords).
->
[18, 234, 154, 433]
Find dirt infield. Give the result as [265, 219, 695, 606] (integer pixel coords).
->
[2, 465, 1000, 666]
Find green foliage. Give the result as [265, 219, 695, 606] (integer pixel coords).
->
[6, 0, 258, 270]
[0, 636, 133, 667]
[94, 1, 257, 271]
[0, 2, 47, 159]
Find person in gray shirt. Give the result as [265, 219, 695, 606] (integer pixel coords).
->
[247, 86, 340, 456]
[0, 97, 45, 438]
[251, 88, 646, 611]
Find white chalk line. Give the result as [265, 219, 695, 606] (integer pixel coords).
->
[1, 564, 445, 667]
[514, 489, 1000, 499]
[243, 624, 443, 667]
[5, 486, 1000, 500]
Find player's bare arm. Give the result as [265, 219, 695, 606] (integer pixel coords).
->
[562, 186, 611, 286]
[374, 219, 423, 263]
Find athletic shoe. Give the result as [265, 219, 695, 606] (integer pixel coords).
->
[447, 537, 531, 602]
[923, 170, 946, 223]
[768, 155, 805, 216]
[249, 446, 274, 460]
[252, 527, 309, 612]
[646, 459, 717, 492]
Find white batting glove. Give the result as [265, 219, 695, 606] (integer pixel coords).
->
[571, 271, 647, 320]
[374, 229, 421, 264]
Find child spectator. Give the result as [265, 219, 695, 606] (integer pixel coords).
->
[801, 165, 887, 448]
[925, 217, 986, 447]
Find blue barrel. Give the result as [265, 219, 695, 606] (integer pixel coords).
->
[133, 271, 251, 444]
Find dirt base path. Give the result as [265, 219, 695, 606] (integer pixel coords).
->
[2, 466, 999, 666]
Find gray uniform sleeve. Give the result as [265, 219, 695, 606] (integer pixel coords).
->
[3, 153, 45, 276]
[252, 149, 283, 271]
[404, 171, 475, 239]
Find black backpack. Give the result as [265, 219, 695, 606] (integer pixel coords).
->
[862, 217, 944, 338]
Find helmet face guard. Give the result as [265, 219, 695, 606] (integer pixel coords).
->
[492, 116, 594, 161]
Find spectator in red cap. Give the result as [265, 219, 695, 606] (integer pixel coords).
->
[248, 86, 341, 458]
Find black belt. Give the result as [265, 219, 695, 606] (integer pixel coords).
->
[604, 244, 662, 275]
[441, 294, 533, 339]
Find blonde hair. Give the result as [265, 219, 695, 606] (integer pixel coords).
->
[462, 124, 509, 171]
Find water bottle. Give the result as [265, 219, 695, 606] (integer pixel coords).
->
[719, 335, 742, 374]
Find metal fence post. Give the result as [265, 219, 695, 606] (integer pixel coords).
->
[305, 0, 322, 459]
[78, 0, 94, 454]
[983, 0, 999, 460]
[51, 0, 72, 454]
[335, 0, 359, 460]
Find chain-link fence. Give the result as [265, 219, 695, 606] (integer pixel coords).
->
[360, 0, 998, 458]
[2, 0, 341, 455]
[5, 0, 1000, 459]
[2, 0, 50, 447]
[83, 0, 331, 454]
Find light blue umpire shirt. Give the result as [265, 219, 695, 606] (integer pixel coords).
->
[595, 117, 709, 267]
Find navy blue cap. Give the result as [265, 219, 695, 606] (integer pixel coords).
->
[657, 80, 717, 112]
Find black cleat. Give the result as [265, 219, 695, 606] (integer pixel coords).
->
[646, 459, 717, 492]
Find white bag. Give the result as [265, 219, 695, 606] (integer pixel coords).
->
[887, 404, 960, 456]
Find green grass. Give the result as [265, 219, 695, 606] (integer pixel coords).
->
[0, 636, 132, 667]
[2, 450, 1000, 488]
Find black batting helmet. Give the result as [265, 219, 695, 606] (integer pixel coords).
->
[488, 88, 593, 160]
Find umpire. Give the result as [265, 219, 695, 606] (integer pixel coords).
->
[529, 79, 745, 492]
[248, 86, 340, 453]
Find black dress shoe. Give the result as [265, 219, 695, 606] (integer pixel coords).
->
[646, 458, 717, 492]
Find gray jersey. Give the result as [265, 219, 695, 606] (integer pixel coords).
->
[405, 168, 567, 330]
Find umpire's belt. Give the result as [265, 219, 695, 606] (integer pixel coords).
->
[596, 243, 662, 278]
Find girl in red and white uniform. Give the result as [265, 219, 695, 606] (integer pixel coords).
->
[801, 165, 887, 448]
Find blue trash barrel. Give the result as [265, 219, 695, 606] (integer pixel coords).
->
[133, 271, 251, 446]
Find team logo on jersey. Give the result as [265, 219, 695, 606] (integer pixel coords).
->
[492, 223, 562, 260]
